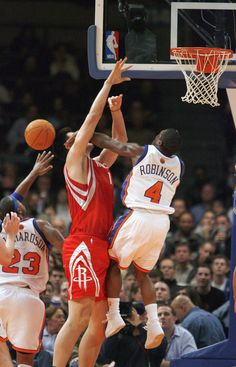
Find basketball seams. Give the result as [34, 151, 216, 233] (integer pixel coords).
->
[24, 119, 55, 150]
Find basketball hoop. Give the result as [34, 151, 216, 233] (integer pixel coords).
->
[170, 47, 233, 107]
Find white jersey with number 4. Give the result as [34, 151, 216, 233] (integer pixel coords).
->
[121, 145, 183, 214]
[0, 218, 50, 293]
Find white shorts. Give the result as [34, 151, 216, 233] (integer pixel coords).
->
[109, 209, 170, 271]
[0, 284, 45, 352]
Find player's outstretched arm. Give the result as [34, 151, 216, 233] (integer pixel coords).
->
[0, 212, 20, 265]
[36, 219, 64, 252]
[14, 151, 54, 199]
[91, 132, 144, 158]
[97, 94, 128, 168]
[66, 58, 131, 168]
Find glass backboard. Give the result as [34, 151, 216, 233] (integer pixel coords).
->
[88, 0, 236, 85]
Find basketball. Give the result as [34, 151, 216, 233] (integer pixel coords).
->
[24, 119, 56, 150]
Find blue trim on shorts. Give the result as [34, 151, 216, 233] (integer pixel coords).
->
[108, 210, 131, 244]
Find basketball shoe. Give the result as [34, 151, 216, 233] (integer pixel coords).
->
[145, 320, 164, 349]
[105, 312, 126, 338]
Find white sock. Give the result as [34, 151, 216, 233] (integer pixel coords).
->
[145, 303, 158, 322]
[108, 298, 120, 315]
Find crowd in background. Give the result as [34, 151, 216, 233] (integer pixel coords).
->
[0, 29, 235, 367]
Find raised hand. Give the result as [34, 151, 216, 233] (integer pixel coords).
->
[106, 58, 132, 86]
[108, 94, 123, 112]
[3, 212, 20, 236]
[32, 151, 54, 176]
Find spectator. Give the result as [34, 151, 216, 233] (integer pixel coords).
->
[190, 183, 216, 224]
[213, 213, 232, 258]
[121, 270, 137, 300]
[173, 242, 193, 286]
[165, 211, 201, 256]
[155, 281, 171, 303]
[98, 306, 167, 367]
[176, 286, 201, 307]
[130, 284, 143, 302]
[40, 281, 55, 307]
[157, 303, 197, 366]
[6, 104, 38, 153]
[49, 266, 66, 305]
[194, 264, 226, 312]
[194, 210, 216, 242]
[212, 199, 226, 216]
[159, 258, 181, 298]
[169, 198, 187, 233]
[213, 300, 230, 337]
[149, 267, 161, 285]
[35, 175, 53, 213]
[42, 305, 66, 357]
[54, 188, 71, 232]
[50, 43, 80, 81]
[211, 255, 230, 300]
[193, 241, 216, 267]
[189, 240, 216, 285]
[51, 215, 67, 235]
[171, 295, 225, 348]
[60, 280, 69, 318]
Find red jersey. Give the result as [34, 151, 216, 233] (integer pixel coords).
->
[64, 158, 114, 240]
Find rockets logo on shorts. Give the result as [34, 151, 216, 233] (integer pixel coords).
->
[69, 242, 100, 297]
[105, 31, 119, 62]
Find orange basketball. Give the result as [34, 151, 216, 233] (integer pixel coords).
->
[24, 119, 56, 150]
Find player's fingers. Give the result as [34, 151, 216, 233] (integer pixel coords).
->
[39, 151, 47, 159]
[43, 154, 54, 164]
[121, 57, 128, 65]
[121, 65, 132, 72]
[40, 166, 53, 175]
[122, 77, 131, 82]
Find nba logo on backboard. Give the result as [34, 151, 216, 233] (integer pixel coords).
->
[105, 31, 119, 62]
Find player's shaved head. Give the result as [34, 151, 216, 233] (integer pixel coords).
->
[0, 196, 16, 220]
[154, 128, 182, 155]
[53, 127, 72, 161]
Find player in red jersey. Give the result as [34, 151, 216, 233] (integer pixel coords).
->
[53, 59, 131, 367]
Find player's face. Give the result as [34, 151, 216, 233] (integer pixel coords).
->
[17, 202, 26, 219]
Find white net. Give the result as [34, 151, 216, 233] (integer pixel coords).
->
[171, 47, 233, 107]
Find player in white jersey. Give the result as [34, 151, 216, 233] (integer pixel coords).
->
[0, 153, 64, 367]
[0, 212, 21, 367]
[92, 128, 184, 349]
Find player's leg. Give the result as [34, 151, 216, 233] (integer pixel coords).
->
[105, 260, 126, 337]
[134, 268, 164, 348]
[53, 297, 94, 367]
[105, 212, 136, 337]
[0, 342, 13, 367]
[78, 299, 108, 367]
[16, 351, 34, 366]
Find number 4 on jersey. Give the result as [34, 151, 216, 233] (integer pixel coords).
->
[145, 181, 163, 204]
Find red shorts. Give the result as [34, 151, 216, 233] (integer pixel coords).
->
[62, 234, 110, 301]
